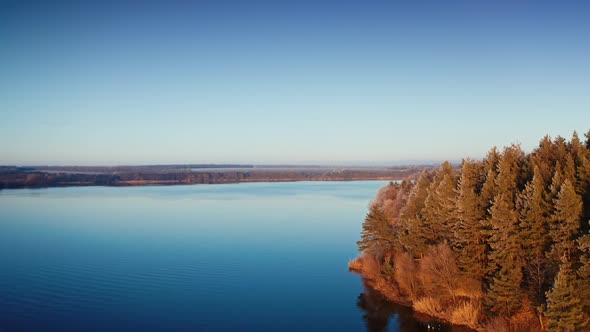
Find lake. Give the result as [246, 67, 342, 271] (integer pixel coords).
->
[0, 181, 456, 331]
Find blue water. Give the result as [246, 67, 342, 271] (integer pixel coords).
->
[0, 181, 453, 332]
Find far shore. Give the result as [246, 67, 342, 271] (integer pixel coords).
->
[0, 165, 433, 190]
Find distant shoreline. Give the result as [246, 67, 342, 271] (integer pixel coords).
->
[0, 165, 432, 190]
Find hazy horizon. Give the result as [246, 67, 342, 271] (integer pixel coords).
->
[4, 160, 445, 168]
[2, 1, 590, 165]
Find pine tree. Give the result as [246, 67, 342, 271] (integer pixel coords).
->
[517, 166, 550, 305]
[485, 146, 525, 315]
[422, 168, 458, 244]
[578, 230, 590, 312]
[550, 179, 583, 262]
[480, 168, 498, 218]
[564, 154, 577, 185]
[480, 147, 502, 215]
[398, 171, 432, 255]
[485, 254, 524, 317]
[545, 259, 588, 331]
[530, 135, 557, 187]
[357, 205, 395, 254]
[550, 162, 565, 204]
[485, 192, 524, 316]
[569, 131, 583, 164]
[555, 136, 570, 168]
[454, 159, 487, 280]
[575, 145, 590, 196]
[496, 145, 524, 196]
[575, 146, 590, 236]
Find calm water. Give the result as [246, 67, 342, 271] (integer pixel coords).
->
[0, 181, 455, 332]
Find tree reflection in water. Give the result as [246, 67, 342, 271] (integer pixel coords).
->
[356, 279, 473, 332]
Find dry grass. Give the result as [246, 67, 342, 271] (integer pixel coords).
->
[361, 254, 381, 279]
[348, 257, 363, 272]
[418, 244, 460, 301]
[413, 297, 442, 317]
[450, 301, 481, 328]
[348, 254, 381, 280]
[453, 277, 483, 300]
[394, 251, 421, 300]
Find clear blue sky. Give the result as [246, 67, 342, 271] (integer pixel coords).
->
[1, 1, 589, 165]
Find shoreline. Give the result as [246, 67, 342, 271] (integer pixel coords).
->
[0, 176, 404, 191]
[348, 257, 479, 332]
[0, 165, 432, 190]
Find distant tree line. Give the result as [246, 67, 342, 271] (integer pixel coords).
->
[0, 166, 428, 189]
[354, 131, 590, 331]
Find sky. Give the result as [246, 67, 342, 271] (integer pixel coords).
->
[1, 1, 590, 166]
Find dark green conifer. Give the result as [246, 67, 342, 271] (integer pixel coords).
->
[564, 154, 577, 185]
[577, 230, 590, 311]
[550, 179, 583, 261]
[517, 166, 550, 304]
[398, 171, 432, 255]
[423, 167, 458, 244]
[485, 253, 524, 317]
[530, 135, 557, 187]
[550, 162, 564, 201]
[454, 159, 487, 280]
[485, 192, 524, 315]
[545, 259, 588, 331]
[357, 205, 395, 254]
[485, 146, 525, 314]
[555, 136, 570, 168]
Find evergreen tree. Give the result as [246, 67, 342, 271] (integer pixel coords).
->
[545, 259, 588, 331]
[555, 136, 570, 168]
[357, 205, 395, 254]
[569, 131, 583, 164]
[479, 152, 500, 265]
[564, 154, 577, 185]
[550, 162, 564, 201]
[575, 146, 590, 235]
[480, 168, 498, 218]
[495, 145, 524, 197]
[485, 146, 525, 314]
[485, 255, 524, 317]
[485, 192, 524, 316]
[578, 230, 590, 312]
[422, 168, 458, 244]
[550, 179, 583, 261]
[454, 159, 487, 280]
[575, 146, 590, 196]
[480, 147, 502, 215]
[530, 135, 557, 187]
[517, 166, 550, 305]
[398, 171, 432, 255]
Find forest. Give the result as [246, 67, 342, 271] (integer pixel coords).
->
[351, 131, 590, 331]
[0, 165, 427, 189]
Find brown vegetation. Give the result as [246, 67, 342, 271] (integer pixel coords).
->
[0, 165, 431, 189]
[352, 130, 590, 331]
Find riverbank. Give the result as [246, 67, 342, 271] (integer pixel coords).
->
[349, 255, 479, 331]
[0, 165, 431, 189]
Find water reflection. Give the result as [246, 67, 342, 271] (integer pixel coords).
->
[356, 279, 472, 332]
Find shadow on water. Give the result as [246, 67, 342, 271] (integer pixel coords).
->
[356, 280, 473, 332]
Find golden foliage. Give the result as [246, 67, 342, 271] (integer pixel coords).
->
[452, 277, 483, 300]
[348, 257, 363, 272]
[449, 300, 481, 327]
[393, 251, 421, 300]
[412, 297, 442, 317]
